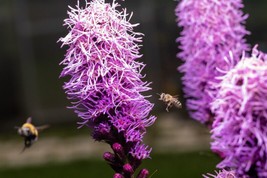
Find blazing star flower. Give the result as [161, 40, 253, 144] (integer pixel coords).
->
[59, 0, 156, 177]
[203, 169, 236, 178]
[211, 46, 267, 177]
[175, 0, 250, 124]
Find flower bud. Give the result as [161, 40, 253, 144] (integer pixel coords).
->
[112, 143, 125, 160]
[103, 152, 116, 164]
[113, 173, 124, 178]
[137, 169, 149, 178]
[123, 163, 134, 175]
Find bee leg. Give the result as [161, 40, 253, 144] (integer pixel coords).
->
[166, 103, 172, 112]
[20, 146, 27, 153]
[24, 138, 32, 148]
[34, 137, 38, 142]
[166, 107, 169, 112]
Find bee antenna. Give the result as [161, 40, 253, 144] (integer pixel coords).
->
[156, 93, 161, 96]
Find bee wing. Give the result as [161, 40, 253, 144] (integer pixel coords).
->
[36, 124, 50, 132]
[26, 117, 32, 123]
[14, 126, 20, 130]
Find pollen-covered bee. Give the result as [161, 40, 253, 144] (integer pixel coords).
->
[158, 93, 182, 112]
[15, 117, 49, 152]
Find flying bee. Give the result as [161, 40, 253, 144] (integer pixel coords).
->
[15, 117, 49, 152]
[158, 93, 182, 112]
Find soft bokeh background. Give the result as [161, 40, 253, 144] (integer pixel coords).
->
[0, 0, 266, 177]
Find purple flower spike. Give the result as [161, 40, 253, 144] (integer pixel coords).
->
[203, 169, 236, 178]
[175, 0, 250, 124]
[211, 46, 267, 177]
[59, 0, 156, 177]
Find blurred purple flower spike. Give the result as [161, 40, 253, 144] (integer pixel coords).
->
[59, 0, 156, 177]
[175, 0, 250, 125]
[211, 46, 267, 177]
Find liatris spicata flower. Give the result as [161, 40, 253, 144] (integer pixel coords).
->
[211, 46, 267, 177]
[175, 0, 250, 124]
[59, 0, 156, 177]
[203, 169, 236, 178]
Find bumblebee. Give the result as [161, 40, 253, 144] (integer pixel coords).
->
[158, 93, 182, 112]
[16, 117, 49, 152]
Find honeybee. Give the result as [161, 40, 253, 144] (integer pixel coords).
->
[15, 117, 49, 152]
[158, 93, 182, 112]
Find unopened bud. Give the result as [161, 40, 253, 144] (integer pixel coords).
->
[123, 163, 134, 175]
[103, 152, 116, 164]
[137, 169, 149, 178]
[112, 143, 125, 160]
[113, 173, 124, 178]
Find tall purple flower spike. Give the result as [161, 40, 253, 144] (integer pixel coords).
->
[203, 169, 236, 178]
[59, 0, 156, 177]
[175, 0, 250, 124]
[211, 46, 267, 177]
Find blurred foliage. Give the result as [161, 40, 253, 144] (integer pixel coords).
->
[0, 151, 220, 178]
